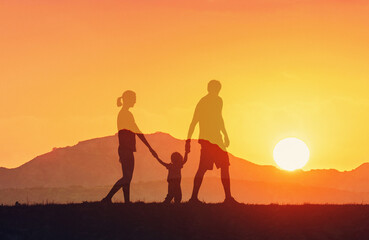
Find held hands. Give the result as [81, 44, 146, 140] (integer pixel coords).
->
[150, 149, 168, 167]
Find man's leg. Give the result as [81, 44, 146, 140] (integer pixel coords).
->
[190, 167, 207, 201]
[221, 166, 232, 199]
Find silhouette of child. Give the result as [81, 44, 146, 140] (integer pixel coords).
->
[155, 151, 189, 203]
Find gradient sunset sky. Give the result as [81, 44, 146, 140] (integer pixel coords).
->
[1, 0, 369, 170]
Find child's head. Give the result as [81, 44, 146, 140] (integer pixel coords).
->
[171, 152, 183, 165]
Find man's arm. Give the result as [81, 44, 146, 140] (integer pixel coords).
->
[187, 105, 199, 140]
[186, 103, 200, 152]
[182, 151, 189, 165]
[219, 99, 230, 148]
[220, 118, 230, 148]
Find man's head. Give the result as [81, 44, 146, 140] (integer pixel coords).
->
[207, 80, 222, 95]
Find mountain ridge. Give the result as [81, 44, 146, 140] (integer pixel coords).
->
[2, 132, 366, 173]
[1, 132, 369, 204]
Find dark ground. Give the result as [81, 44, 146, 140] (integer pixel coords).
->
[1, 202, 369, 240]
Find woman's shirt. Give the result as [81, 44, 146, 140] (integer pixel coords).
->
[117, 109, 141, 152]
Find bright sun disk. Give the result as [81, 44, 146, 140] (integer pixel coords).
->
[273, 138, 310, 171]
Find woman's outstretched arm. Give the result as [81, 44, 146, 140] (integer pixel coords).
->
[137, 133, 158, 159]
[155, 156, 170, 168]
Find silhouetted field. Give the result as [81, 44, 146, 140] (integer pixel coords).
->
[1, 203, 368, 240]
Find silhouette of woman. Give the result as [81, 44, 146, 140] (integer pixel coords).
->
[102, 90, 158, 203]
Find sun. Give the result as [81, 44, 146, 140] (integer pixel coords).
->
[273, 138, 310, 171]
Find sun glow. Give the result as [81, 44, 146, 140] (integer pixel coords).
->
[273, 138, 310, 171]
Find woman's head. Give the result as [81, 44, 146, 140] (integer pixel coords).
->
[117, 90, 136, 108]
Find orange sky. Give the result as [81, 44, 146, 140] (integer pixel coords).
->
[1, 0, 369, 170]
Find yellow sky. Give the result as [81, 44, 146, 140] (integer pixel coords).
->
[1, 0, 369, 170]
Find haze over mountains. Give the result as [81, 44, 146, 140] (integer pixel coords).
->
[1, 133, 369, 205]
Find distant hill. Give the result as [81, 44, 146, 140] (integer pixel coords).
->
[1, 132, 369, 204]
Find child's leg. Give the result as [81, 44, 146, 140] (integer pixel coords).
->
[164, 181, 174, 203]
[174, 180, 182, 203]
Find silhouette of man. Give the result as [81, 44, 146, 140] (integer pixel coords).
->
[186, 80, 236, 204]
[102, 90, 158, 203]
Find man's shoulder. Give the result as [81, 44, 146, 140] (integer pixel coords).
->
[200, 94, 222, 101]
[196, 96, 206, 109]
[198, 96, 207, 103]
[199, 95, 222, 105]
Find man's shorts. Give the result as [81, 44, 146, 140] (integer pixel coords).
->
[198, 140, 230, 170]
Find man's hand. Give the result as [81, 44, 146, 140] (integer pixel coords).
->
[185, 139, 191, 153]
[224, 136, 230, 148]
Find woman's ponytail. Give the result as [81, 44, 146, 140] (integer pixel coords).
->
[117, 97, 123, 107]
[117, 90, 135, 107]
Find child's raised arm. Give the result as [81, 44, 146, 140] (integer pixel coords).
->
[155, 156, 170, 168]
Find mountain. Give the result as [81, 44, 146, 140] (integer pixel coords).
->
[1, 132, 369, 204]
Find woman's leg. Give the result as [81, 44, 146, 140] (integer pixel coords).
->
[122, 152, 134, 203]
[105, 177, 124, 201]
[103, 151, 134, 202]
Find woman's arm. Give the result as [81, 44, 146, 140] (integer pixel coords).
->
[130, 113, 158, 158]
[137, 134, 158, 159]
[155, 156, 170, 168]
